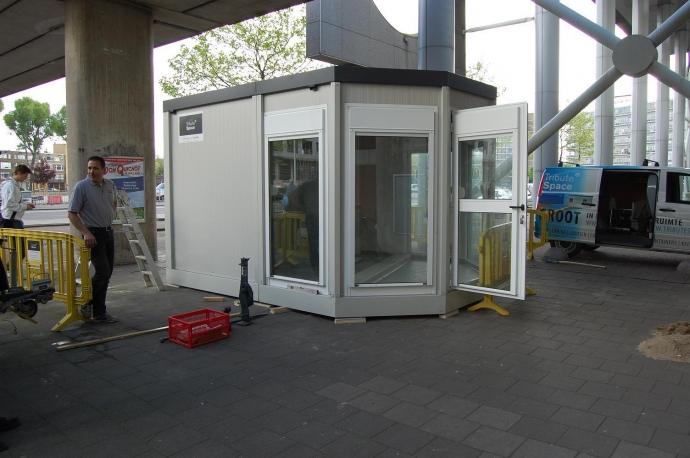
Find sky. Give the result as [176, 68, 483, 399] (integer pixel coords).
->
[0, 0, 663, 157]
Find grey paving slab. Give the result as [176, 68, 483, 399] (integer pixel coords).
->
[590, 398, 642, 422]
[419, 413, 480, 442]
[598, 417, 656, 446]
[334, 409, 394, 438]
[558, 427, 621, 458]
[466, 405, 521, 430]
[509, 415, 568, 444]
[416, 437, 481, 457]
[552, 406, 606, 432]
[374, 423, 436, 454]
[348, 391, 399, 414]
[462, 426, 525, 457]
[383, 401, 439, 428]
[391, 383, 443, 405]
[612, 441, 675, 458]
[512, 439, 578, 458]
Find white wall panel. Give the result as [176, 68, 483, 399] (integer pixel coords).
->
[168, 97, 260, 290]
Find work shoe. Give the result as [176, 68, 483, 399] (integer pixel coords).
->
[91, 313, 119, 324]
[0, 417, 20, 432]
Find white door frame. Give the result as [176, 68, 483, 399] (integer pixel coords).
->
[452, 103, 528, 300]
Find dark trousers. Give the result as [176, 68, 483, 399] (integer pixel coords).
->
[89, 228, 114, 317]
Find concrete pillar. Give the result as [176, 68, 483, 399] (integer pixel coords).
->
[418, 0, 455, 72]
[534, 5, 559, 183]
[594, 0, 615, 165]
[65, 0, 156, 263]
[455, 0, 466, 75]
[672, 29, 686, 167]
[630, 0, 649, 166]
[656, 3, 672, 166]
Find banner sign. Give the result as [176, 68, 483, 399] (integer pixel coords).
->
[538, 167, 602, 243]
[105, 156, 145, 221]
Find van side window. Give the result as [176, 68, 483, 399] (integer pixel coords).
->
[666, 173, 690, 204]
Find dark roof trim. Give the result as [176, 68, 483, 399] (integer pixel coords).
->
[163, 66, 497, 112]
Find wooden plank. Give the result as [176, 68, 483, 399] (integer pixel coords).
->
[203, 296, 226, 302]
[55, 326, 168, 351]
[334, 317, 366, 325]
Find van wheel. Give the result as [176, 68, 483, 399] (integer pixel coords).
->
[549, 240, 582, 258]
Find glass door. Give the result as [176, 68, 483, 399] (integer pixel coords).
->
[452, 103, 527, 299]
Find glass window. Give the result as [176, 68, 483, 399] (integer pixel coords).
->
[268, 137, 320, 282]
[354, 135, 428, 285]
[457, 212, 512, 291]
[459, 136, 513, 200]
[667, 173, 690, 204]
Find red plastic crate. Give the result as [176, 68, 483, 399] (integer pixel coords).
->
[168, 308, 231, 348]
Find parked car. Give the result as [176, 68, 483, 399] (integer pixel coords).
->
[536, 164, 690, 258]
[156, 183, 165, 201]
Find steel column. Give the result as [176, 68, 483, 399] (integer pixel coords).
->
[595, 0, 615, 165]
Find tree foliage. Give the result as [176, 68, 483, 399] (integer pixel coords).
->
[160, 6, 325, 97]
[466, 61, 506, 96]
[49, 105, 67, 142]
[3, 97, 62, 167]
[0, 99, 4, 113]
[559, 111, 595, 163]
[155, 157, 164, 179]
[31, 160, 56, 186]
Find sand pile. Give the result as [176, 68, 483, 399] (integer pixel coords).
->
[638, 322, 690, 363]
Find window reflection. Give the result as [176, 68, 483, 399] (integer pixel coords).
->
[355, 135, 428, 285]
[457, 212, 512, 291]
[269, 137, 320, 282]
[459, 136, 513, 200]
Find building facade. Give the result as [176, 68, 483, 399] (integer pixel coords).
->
[0, 144, 67, 190]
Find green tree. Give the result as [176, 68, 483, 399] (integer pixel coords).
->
[160, 6, 324, 97]
[155, 157, 164, 181]
[31, 160, 56, 188]
[49, 105, 67, 142]
[559, 111, 594, 164]
[3, 97, 62, 167]
[466, 61, 506, 96]
[0, 99, 4, 113]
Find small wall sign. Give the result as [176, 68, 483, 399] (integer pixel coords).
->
[179, 112, 204, 143]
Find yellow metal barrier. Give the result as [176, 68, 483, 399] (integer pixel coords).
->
[468, 222, 512, 317]
[527, 208, 551, 261]
[272, 212, 309, 267]
[0, 228, 92, 331]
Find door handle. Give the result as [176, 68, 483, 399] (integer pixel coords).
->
[509, 204, 525, 211]
[658, 208, 676, 212]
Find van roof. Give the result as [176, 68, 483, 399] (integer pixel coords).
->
[545, 165, 689, 172]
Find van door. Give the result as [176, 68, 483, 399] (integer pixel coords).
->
[452, 103, 528, 300]
[653, 170, 690, 253]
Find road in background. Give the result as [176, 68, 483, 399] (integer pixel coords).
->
[22, 202, 165, 227]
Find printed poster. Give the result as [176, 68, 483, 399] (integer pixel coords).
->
[105, 156, 145, 221]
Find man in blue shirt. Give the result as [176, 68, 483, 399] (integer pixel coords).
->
[68, 156, 118, 324]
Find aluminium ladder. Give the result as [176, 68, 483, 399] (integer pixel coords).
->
[116, 189, 166, 291]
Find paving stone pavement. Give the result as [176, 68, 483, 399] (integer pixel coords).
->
[1, 244, 689, 457]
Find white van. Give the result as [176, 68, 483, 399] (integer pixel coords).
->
[536, 165, 690, 257]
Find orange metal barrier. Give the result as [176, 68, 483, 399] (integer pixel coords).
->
[0, 228, 92, 331]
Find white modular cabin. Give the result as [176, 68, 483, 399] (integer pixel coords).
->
[164, 67, 529, 319]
